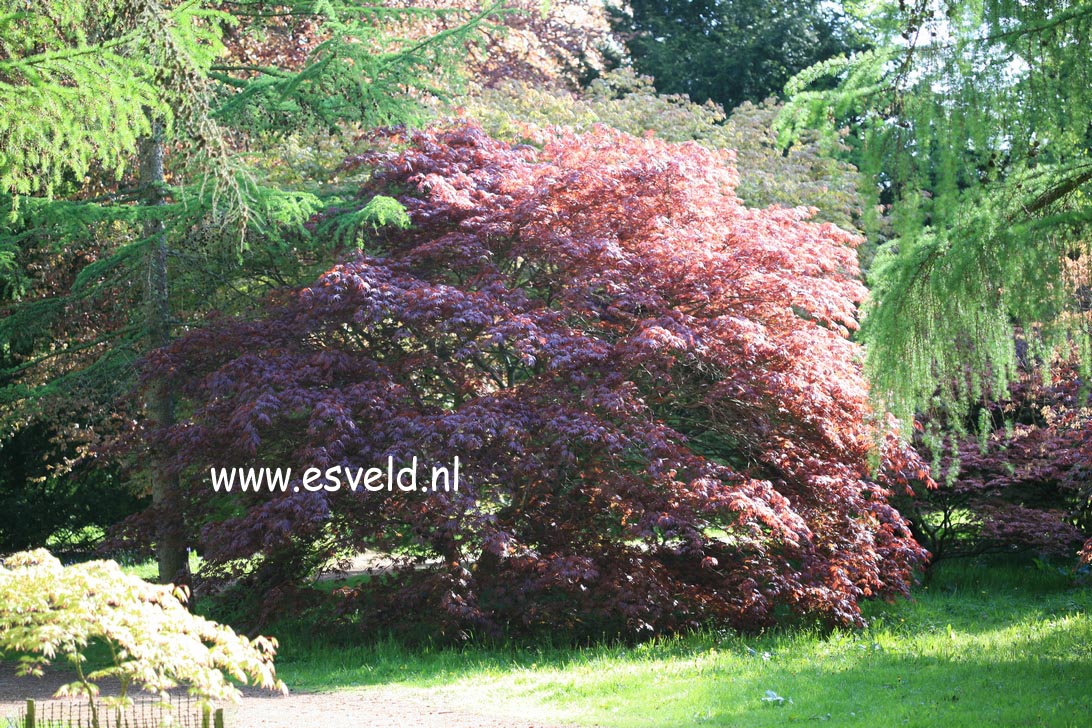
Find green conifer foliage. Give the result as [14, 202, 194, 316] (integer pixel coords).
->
[0, 0, 494, 576]
[0, 0, 228, 201]
[210, 1, 501, 136]
[782, 0, 1092, 425]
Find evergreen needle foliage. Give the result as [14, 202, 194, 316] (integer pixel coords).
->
[0, 0, 232, 201]
[0, 0, 499, 576]
[781, 0, 1092, 427]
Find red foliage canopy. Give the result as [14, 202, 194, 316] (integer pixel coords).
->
[900, 361, 1092, 562]
[148, 123, 927, 636]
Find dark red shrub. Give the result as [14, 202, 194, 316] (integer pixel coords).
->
[899, 361, 1091, 563]
[146, 123, 927, 637]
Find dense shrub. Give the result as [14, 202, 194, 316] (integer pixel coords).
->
[0, 550, 284, 709]
[897, 361, 1091, 563]
[146, 123, 926, 638]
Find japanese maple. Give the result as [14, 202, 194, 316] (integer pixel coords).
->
[0, 550, 285, 708]
[899, 360, 1092, 563]
[145, 123, 927, 636]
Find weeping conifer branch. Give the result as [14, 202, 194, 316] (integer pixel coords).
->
[781, 0, 1092, 426]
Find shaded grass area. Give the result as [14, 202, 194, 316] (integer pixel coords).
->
[271, 560, 1092, 727]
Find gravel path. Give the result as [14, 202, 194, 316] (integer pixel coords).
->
[0, 664, 572, 728]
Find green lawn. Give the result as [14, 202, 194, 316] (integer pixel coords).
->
[270, 560, 1092, 727]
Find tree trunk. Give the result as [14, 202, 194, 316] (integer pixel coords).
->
[140, 121, 188, 585]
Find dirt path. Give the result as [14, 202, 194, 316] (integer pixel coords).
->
[0, 664, 572, 728]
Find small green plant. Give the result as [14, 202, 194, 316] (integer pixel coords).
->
[0, 550, 286, 726]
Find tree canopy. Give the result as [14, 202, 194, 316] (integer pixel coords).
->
[463, 69, 864, 232]
[144, 123, 927, 636]
[782, 0, 1092, 427]
[612, 0, 866, 111]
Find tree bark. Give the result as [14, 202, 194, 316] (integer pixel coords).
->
[140, 121, 188, 585]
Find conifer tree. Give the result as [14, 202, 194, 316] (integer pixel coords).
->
[1, 0, 235, 581]
[781, 0, 1092, 429]
[0, 0, 493, 581]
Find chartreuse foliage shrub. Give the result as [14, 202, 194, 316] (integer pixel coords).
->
[148, 123, 928, 638]
[0, 550, 285, 710]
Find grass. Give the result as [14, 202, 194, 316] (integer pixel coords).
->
[266, 559, 1092, 727]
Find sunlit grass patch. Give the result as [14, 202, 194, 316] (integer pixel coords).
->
[272, 559, 1092, 727]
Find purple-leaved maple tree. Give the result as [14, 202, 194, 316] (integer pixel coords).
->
[142, 123, 929, 636]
